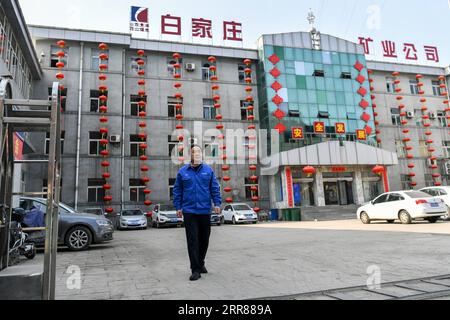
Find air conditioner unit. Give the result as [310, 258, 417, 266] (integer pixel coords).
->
[429, 112, 437, 119]
[445, 162, 450, 175]
[110, 135, 121, 143]
[406, 111, 414, 118]
[189, 138, 198, 145]
[185, 63, 196, 72]
[427, 158, 437, 167]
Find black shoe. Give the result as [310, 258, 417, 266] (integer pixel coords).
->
[200, 266, 208, 274]
[190, 272, 201, 281]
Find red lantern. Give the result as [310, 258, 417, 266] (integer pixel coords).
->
[103, 195, 113, 202]
[144, 200, 152, 206]
[99, 43, 108, 50]
[100, 150, 110, 157]
[99, 117, 108, 123]
[99, 53, 109, 61]
[137, 50, 145, 56]
[101, 161, 110, 167]
[225, 198, 234, 204]
[173, 53, 181, 60]
[141, 165, 150, 172]
[142, 177, 151, 183]
[223, 176, 231, 182]
[103, 184, 112, 190]
[138, 79, 146, 86]
[140, 155, 148, 161]
[57, 40, 66, 48]
[224, 187, 232, 193]
[143, 189, 152, 195]
[105, 208, 114, 214]
[208, 56, 217, 63]
[244, 59, 252, 66]
[102, 172, 111, 179]
[372, 165, 385, 175]
[56, 61, 65, 69]
[56, 73, 64, 80]
[303, 166, 316, 176]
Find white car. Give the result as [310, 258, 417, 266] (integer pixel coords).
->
[222, 203, 258, 225]
[420, 187, 450, 221]
[151, 204, 183, 228]
[357, 191, 447, 225]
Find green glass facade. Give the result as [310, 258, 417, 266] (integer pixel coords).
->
[257, 43, 377, 154]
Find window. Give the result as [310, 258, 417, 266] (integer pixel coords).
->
[437, 112, 448, 128]
[245, 177, 259, 200]
[129, 179, 146, 202]
[168, 97, 183, 118]
[313, 70, 325, 77]
[340, 72, 351, 80]
[130, 56, 147, 73]
[203, 99, 216, 120]
[432, 80, 442, 96]
[90, 90, 108, 113]
[91, 49, 109, 70]
[50, 45, 68, 68]
[443, 141, 450, 158]
[401, 175, 412, 190]
[45, 131, 65, 155]
[373, 194, 389, 204]
[388, 193, 404, 202]
[419, 140, 428, 158]
[42, 179, 63, 199]
[414, 109, 422, 126]
[168, 135, 179, 157]
[130, 134, 146, 157]
[204, 143, 218, 158]
[130, 95, 147, 116]
[318, 111, 330, 119]
[395, 140, 406, 158]
[409, 79, 419, 95]
[240, 100, 252, 120]
[89, 132, 106, 156]
[169, 178, 176, 200]
[167, 57, 183, 77]
[48, 87, 67, 112]
[386, 77, 397, 93]
[238, 64, 246, 83]
[202, 63, 213, 81]
[88, 178, 106, 203]
[391, 108, 401, 126]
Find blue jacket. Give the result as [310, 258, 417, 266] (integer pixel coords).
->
[173, 163, 222, 215]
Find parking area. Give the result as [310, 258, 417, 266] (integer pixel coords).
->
[23, 219, 450, 300]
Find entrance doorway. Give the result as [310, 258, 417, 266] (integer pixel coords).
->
[324, 181, 354, 206]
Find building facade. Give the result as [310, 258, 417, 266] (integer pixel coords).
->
[22, 24, 450, 216]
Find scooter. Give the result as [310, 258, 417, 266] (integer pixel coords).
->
[8, 209, 36, 266]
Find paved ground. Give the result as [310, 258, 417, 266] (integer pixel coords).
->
[23, 219, 450, 300]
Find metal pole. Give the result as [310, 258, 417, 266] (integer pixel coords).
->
[42, 82, 61, 300]
[74, 42, 84, 211]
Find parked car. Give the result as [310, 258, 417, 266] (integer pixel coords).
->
[357, 191, 447, 225]
[151, 204, 183, 228]
[222, 203, 258, 225]
[211, 211, 224, 226]
[17, 197, 114, 251]
[420, 186, 450, 220]
[84, 208, 105, 216]
[117, 209, 148, 230]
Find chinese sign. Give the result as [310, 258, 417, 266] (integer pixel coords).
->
[358, 37, 439, 63]
[13, 133, 24, 161]
[335, 123, 346, 134]
[292, 127, 304, 140]
[285, 167, 294, 208]
[130, 6, 243, 42]
[130, 7, 150, 32]
[356, 129, 367, 141]
[313, 122, 325, 134]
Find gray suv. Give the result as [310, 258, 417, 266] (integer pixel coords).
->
[18, 197, 114, 251]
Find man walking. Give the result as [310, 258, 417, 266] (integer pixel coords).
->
[173, 145, 222, 281]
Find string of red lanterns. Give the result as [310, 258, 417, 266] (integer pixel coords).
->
[354, 61, 372, 138]
[417, 74, 441, 186]
[267, 53, 286, 134]
[392, 71, 417, 188]
[367, 70, 382, 146]
[55, 40, 66, 111]
[207, 56, 232, 204]
[136, 50, 153, 210]
[97, 43, 113, 214]
[243, 58, 260, 214]
[172, 53, 185, 164]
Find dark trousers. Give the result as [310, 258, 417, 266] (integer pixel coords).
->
[183, 214, 211, 273]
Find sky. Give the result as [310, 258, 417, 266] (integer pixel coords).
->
[18, 0, 450, 67]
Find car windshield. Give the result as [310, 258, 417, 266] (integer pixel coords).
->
[159, 205, 176, 211]
[404, 191, 432, 199]
[122, 210, 143, 216]
[234, 205, 251, 211]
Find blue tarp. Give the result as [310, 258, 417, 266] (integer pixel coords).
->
[23, 207, 45, 228]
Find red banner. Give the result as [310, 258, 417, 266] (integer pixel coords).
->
[13, 133, 24, 161]
[285, 167, 294, 208]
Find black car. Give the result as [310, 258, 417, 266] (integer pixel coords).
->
[17, 197, 114, 251]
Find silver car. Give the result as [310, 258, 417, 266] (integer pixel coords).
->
[118, 209, 148, 230]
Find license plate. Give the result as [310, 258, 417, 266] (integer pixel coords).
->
[171, 219, 178, 223]
[430, 203, 439, 208]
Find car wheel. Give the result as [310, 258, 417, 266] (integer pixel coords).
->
[387, 220, 395, 224]
[443, 207, 450, 221]
[232, 216, 236, 225]
[360, 212, 371, 224]
[427, 217, 439, 224]
[399, 210, 412, 225]
[65, 226, 92, 251]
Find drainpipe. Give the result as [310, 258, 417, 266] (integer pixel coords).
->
[74, 42, 84, 210]
[121, 49, 126, 212]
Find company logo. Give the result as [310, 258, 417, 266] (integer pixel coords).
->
[131, 6, 148, 23]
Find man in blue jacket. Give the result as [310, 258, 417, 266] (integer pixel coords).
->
[173, 145, 222, 281]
